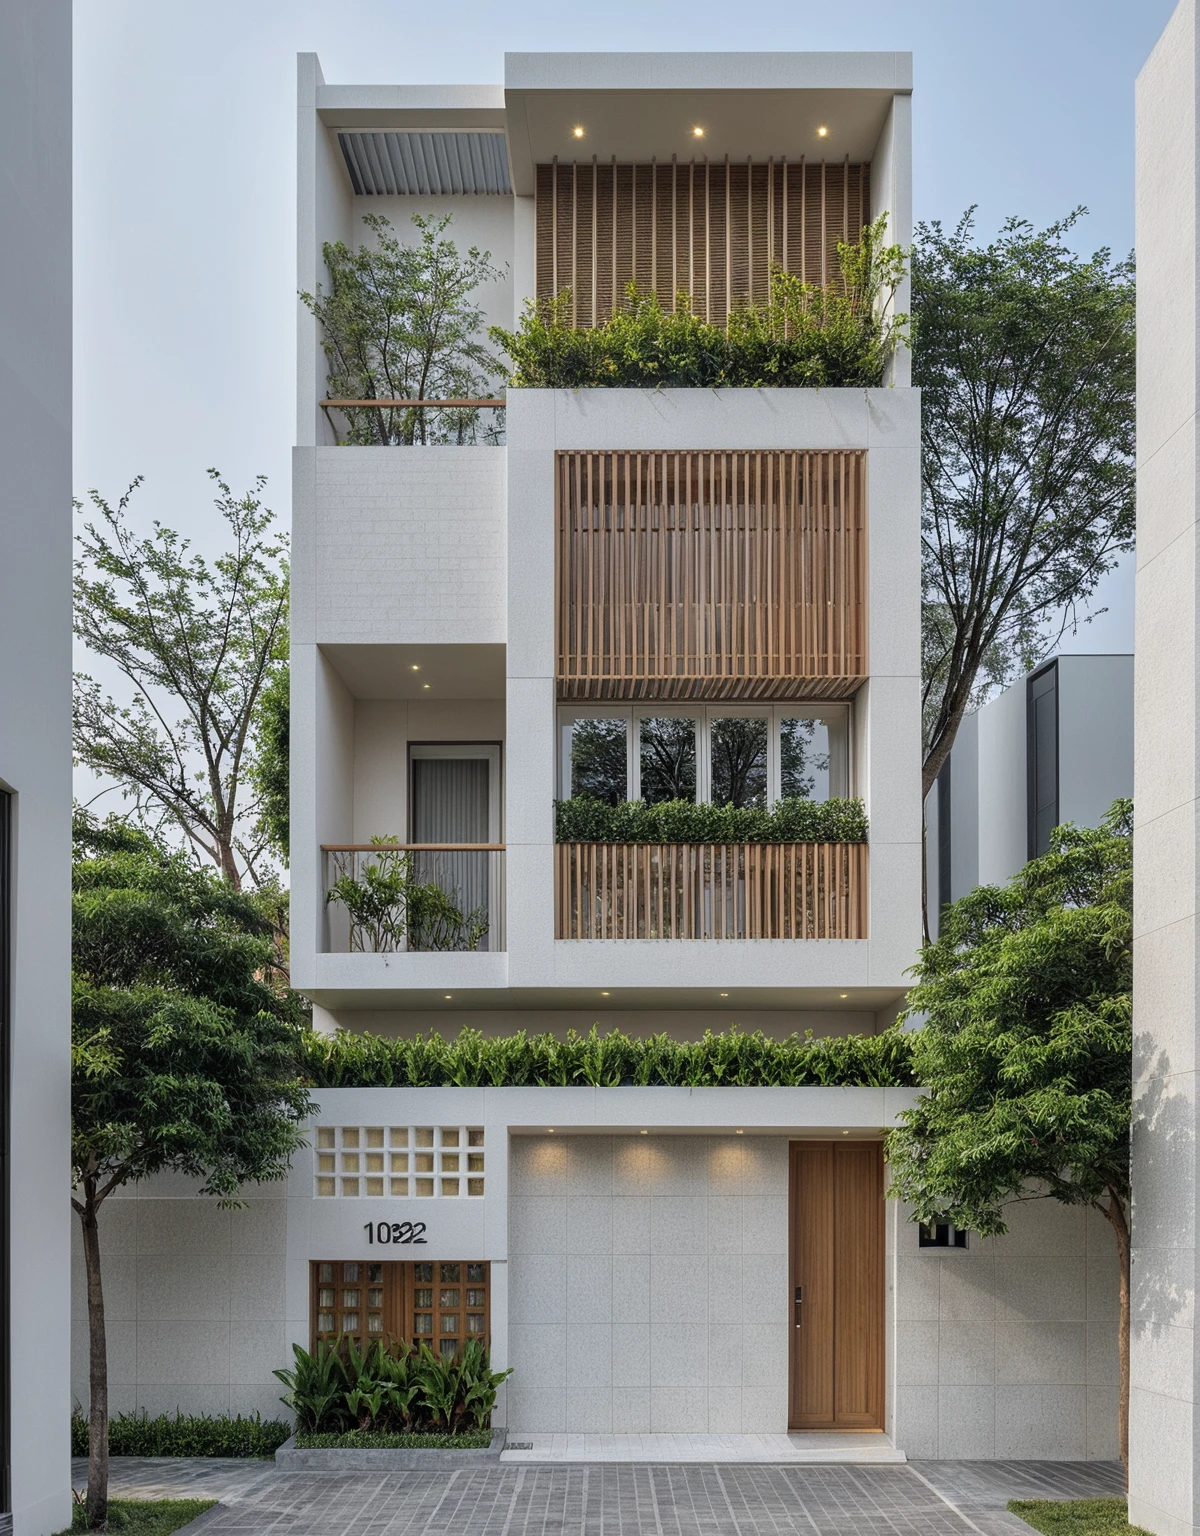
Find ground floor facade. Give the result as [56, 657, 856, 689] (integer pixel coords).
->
[71, 1085, 1120, 1460]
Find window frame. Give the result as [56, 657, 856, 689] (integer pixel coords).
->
[558, 703, 852, 805]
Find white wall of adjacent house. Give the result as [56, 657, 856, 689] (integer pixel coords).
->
[68, 1087, 1117, 1458]
[0, 1, 73, 1530]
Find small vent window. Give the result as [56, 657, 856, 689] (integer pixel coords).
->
[315, 1125, 484, 1198]
[919, 1222, 968, 1249]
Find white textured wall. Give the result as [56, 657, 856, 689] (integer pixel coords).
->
[1132, 3, 1200, 1532]
[507, 1134, 789, 1433]
[292, 447, 506, 647]
[890, 1197, 1118, 1460]
[976, 679, 1029, 887]
[70, 1178, 290, 1425]
[0, 0, 73, 1529]
[1057, 656, 1134, 832]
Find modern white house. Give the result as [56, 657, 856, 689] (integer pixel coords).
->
[0, 1, 73, 1532]
[70, 47, 1121, 1464]
[927, 653, 1133, 927]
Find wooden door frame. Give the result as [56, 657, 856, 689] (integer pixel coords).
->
[788, 1139, 885, 1432]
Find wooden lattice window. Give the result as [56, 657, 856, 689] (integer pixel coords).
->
[311, 1260, 490, 1356]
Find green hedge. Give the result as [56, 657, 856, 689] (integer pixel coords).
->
[489, 216, 907, 390]
[554, 796, 867, 845]
[301, 1025, 915, 1089]
[71, 1411, 291, 1459]
[295, 1430, 492, 1450]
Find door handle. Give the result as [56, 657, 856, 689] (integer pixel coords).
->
[794, 1284, 803, 1327]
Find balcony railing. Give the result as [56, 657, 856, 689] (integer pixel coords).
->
[323, 844, 506, 953]
[555, 842, 867, 940]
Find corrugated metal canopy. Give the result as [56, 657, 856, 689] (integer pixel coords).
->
[338, 131, 511, 195]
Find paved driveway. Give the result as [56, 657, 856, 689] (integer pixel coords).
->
[78, 1457, 1127, 1536]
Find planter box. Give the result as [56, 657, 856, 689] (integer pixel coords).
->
[274, 1428, 506, 1470]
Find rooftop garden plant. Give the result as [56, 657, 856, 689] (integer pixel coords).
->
[301, 1023, 915, 1090]
[490, 214, 907, 389]
[554, 795, 867, 844]
[303, 212, 505, 445]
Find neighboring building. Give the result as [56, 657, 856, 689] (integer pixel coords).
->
[1132, 3, 1200, 1531]
[927, 654, 1133, 921]
[70, 49, 1119, 1460]
[0, 1, 73, 1532]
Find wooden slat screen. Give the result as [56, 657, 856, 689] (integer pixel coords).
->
[557, 450, 867, 701]
[555, 842, 867, 940]
[535, 159, 871, 327]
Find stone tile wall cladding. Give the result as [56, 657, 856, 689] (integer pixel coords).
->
[70, 1175, 289, 1422]
[890, 1196, 1119, 1461]
[507, 1134, 788, 1434]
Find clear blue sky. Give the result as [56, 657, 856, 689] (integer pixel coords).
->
[74, 0, 1171, 653]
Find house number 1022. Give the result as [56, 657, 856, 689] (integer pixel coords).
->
[364, 1221, 427, 1245]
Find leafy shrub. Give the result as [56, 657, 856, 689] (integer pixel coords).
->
[301, 1024, 916, 1090]
[274, 1337, 510, 1437]
[70, 1411, 290, 1459]
[491, 216, 907, 390]
[554, 796, 867, 845]
[326, 838, 488, 953]
[294, 1430, 492, 1450]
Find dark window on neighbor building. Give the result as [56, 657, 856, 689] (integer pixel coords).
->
[936, 754, 952, 918]
[919, 1222, 968, 1250]
[1027, 661, 1059, 860]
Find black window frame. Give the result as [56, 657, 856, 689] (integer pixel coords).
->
[1027, 661, 1060, 861]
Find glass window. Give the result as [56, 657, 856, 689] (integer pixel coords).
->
[639, 717, 697, 803]
[780, 717, 832, 801]
[710, 717, 768, 808]
[567, 717, 627, 803]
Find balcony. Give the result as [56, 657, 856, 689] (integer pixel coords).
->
[556, 841, 867, 940]
[323, 844, 506, 953]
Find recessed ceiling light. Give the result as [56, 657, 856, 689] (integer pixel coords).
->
[720, 992, 729, 998]
[640, 1129, 649, 1135]
[423, 683, 431, 689]
[601, 990, 610, 996]
[842, 1129, 850, 1135]
[410, 664, 420, 671]
[444, 994, 452, 1000]
[692, 126, 705, 138]
[735, 1128, 744, 1135]
[547, 1127, 555, 1133]
[839, 993, 848, 999]
[573, 126, 584, 138]
[817, 126, 829, 138]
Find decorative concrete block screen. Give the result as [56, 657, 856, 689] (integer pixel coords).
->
[314, 1125, 485, 1197]
[557, 450, 867, 700]
[535, 159, 871, 326]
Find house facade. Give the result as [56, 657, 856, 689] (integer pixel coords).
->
[69, 48, 1119, 1462]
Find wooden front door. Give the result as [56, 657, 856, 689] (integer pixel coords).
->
[788, 1140, 884, 1430]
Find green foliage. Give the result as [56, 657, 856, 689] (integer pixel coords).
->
[1008, 1499, 1148, 1536]
[303, 213, 505, 445]
[73, 469, 290, 889]
[301, 1023, 915, 1090]
[72, 812, 313, 1201]
[294, 1430, 493, 1450]
[887, 801, 1132, 1235]
[248, 660, 289, 867]
[554, 796, 867, 844]
[57, 1499, 216, 1535]
[70, 1412, 289, 1459]
[326, 838, 488, 953]
[491, 216, 907, 389]
[274, 1338, 510, 1436]
[915, 209, 1136, 793]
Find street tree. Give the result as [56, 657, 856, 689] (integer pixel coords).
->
[71, 813, 311, 1526]
[887, 801, 1132, 1465]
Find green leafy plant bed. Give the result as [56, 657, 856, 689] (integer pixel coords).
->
[302, 1024, 915, 1089]
[71, 1410, 290, 1459]
[295, 1430, 492, 1450]
[555, 796, 867, 844]
[491, 216, 906, 390]
[1008, 1499, 1150, 1536]
[56, 1499, 215, 1536]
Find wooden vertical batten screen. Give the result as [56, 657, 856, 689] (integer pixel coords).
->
[555, 842, 867, 941]
[557, 450, 867, 701]
[535, 159, 871, 327]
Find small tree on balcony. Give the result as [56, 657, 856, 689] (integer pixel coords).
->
[303, 212, 505, 445]
[887, 800, 1132, 1467]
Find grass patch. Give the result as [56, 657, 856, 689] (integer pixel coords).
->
[1008, 1499, 1150, 1536]
[295, 1429, 492, 1450]
[55, 1498, 215, 1535]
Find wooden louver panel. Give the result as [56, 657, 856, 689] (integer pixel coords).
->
[555, 842, 867, 940]
[536, 159, 871, 327]
[557, 450, 867, 701]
